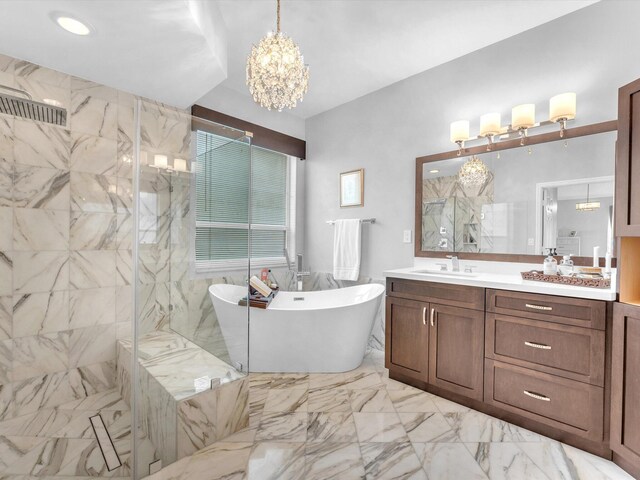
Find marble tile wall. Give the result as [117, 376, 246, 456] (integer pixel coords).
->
[0, 52, 134, 420]
[422, 173, 495, 253]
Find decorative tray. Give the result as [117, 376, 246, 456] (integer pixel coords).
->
[521, 270, 611, 289]
[238, 288, 279, 309]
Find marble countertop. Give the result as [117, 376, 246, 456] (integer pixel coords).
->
[384, 263, 617, 301]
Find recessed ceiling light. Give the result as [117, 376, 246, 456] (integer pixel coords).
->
[52, 13, 93, 36]
[429, 169, 440, 174]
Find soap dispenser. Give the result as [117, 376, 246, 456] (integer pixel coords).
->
[543, 249, 558, 275]
[558, 255, 574, 276]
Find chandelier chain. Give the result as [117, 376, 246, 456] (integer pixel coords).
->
[277, 0, 281, 33]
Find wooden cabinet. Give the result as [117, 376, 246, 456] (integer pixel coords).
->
[428, 303, 484, 400]
[615, 76, 640, 237]
[385, 296, 429, 382]
[611, 303, 640, 478]
[385, 279, 485, 397]
[386, 279, 612, 456]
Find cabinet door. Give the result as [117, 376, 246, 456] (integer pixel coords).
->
[616, 76, 640, 236]
[385, 296, 429, 382]
[611, 303, 640, 476]
[428, 303, 484, 400]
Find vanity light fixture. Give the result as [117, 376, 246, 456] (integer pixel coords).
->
[246, 0, 309, 111]
[429, 169, 440, 174]
[52, 13, 93, 36]
[576, 184, 601, 212]
[450, 92, 577, 153]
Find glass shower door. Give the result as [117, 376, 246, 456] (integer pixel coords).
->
[130, 101, 251, 478]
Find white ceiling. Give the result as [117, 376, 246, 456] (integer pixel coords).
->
[213, 0, 598, 119]
[0, 0, 597, 118]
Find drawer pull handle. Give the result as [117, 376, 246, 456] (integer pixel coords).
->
[524, 341, 551, 350]
[422, 307, 426, 325]
[523, 390, 551, 402]
[525, 303, 553, 311]
[430, 307, 436, 327]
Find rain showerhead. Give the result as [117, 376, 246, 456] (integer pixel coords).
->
[0, 84, 67, 126]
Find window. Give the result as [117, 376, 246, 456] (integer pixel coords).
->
[194, 129, 295, 272]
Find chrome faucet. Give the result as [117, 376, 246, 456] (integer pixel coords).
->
[295, 253, 311, 291]
[284, 249, 310, 291]
[446, 255, 460, 272]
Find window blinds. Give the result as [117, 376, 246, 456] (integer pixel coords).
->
[195, 130, 289, 270]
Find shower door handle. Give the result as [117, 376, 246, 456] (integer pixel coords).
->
[430, 308, 436, 327]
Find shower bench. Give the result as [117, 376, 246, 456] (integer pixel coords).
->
[116, 331, 249, 470]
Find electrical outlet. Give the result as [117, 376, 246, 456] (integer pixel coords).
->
[527, 238, 535, 246]
[403, 230, 412, 243]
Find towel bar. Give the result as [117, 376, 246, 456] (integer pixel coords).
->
[326, 218, 376, 225]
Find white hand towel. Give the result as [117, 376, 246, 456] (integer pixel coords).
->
[333, 219, 362, 281]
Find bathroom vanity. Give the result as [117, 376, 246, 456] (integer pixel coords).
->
[383, 270, 614, 457]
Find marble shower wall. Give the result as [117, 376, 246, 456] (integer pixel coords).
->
[0, 53, 135, 420]
[422, 173, 495, 253]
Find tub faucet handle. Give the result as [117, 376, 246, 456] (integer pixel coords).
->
[435, 263, 448, 271]
[464, 265, 477, 274]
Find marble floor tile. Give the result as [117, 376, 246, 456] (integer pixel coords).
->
[443, 409, 542, 443]
[256, 412, 307, 442]
[267, 374, 309, 390]
[465, 442, 551, 480]
[413, 442, 488, 480]
[307, 388, 351, 413]
[307, 412, 358, 443]
[308, 373, 347, 391]
[342, 371, 384, 390]
[388, 389, 439, 412]
[178, 442, 252, 480]
[350, 389, 395, 413]
[560, 443, 635, 480]
[1, 349, 634, 480]
[353, 412, 409, 443]
[263, 387, 308, 413]
[246, 442, 305, 480]
[398, 412, 459, 443]
[304, 442, 365, 480]
[359, 442, 427, 480]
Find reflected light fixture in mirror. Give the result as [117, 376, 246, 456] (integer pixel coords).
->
[576, 184, 601, 211]
[450, 92, 577, 153]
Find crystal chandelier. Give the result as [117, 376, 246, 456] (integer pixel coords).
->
[458, 155, 490, 187]
[246, 0, 309, 112]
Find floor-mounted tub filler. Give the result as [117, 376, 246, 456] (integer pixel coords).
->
[209, 283, 385, 373]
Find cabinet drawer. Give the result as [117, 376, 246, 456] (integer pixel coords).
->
[485, 360, 604, 441]
[486, 289, 606, 330]
[486, 314, 605, 386]
[387, 278, 484, 311]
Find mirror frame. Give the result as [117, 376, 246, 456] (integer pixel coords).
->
[415, 120, 618, 266]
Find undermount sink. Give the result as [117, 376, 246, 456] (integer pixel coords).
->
[411, 269, 478, 278]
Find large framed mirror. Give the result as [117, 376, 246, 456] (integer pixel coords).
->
[415, 121, 618, 266]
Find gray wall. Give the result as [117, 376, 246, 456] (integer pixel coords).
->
[304, 1, 640, 278]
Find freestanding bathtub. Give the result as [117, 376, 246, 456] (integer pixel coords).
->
[208, 283, 385, 373]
